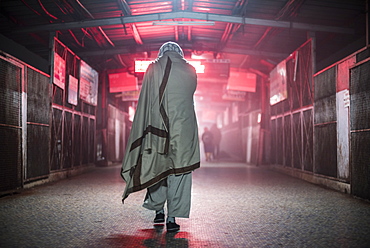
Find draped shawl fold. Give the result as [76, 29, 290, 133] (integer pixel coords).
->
[121, 52, 200, 201]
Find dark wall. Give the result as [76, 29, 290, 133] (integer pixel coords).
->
[0, 34, 48, 74]
[350, 59, 370, 200]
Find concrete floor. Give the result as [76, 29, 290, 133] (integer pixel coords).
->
[1, 162, 370, 248]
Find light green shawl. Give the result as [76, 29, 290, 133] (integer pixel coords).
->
[121, 52, 200, 202]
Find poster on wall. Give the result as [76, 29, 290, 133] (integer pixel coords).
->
[68, 75, 78, 105]
[270, 60, 288, 105]
[53, 53, 66, 89]
[80, 60, 98, 106]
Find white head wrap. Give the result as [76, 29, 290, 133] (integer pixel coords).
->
[158, 41, 184, 58]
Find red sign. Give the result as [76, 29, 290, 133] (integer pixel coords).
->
[53, 53, 65, 89]
[108, 72, 138, 93]
[227, 71, 256, 92]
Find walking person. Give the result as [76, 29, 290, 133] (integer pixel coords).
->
[121, 41, 200, 233]
[210, 123, 221, 160]
[202, 127, 214, 161]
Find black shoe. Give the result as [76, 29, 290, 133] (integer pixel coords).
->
[166, 222, 180, 233]
[154, 213, 165, 223]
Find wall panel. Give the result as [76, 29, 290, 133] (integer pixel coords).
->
[350, 60, 370, 199]
[0, 58, 22, 191]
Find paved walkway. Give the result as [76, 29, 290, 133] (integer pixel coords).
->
[1, 162, 370, 248]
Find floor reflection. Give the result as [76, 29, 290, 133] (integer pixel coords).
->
[143, 224, 189, 248]
[106, 224, 189, 248]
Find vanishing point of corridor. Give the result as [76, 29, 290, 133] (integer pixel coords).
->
[1, 162, 370, 248]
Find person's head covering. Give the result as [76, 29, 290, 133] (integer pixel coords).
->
[158, 41, 184, 58]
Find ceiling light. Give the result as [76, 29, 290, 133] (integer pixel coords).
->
[152, 21, 215, 26]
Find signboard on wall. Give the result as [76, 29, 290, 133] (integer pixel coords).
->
[108, 72, 138, 93]
[270, 60, 288, 105]
[68, 75, 78, 105]
[53, 53, 65, 89]
[80, 60, 98, 106]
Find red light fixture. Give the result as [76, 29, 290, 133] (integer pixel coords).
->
[135, 59, 205, 73]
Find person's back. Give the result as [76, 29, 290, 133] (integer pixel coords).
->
[202, 127, 213, 161]
[210, 124, 221, 144]
[121, 41, 200, 233]
[156, 52, 199, 167]
[202, 130, 213, 145]
[210, 124, 221, 159]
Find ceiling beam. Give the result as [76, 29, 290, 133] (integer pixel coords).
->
[216, 0, 247, 61]
[13, 11, 354, 34]
[117, 0, 143, 45]
[117, 0, 131, 16]
[240, 0, 305, 68]
[77, 44, 288, 59]
[187, 0, 194, 11]
[131, 24, 143, 44]
[188, 26, 192, 41]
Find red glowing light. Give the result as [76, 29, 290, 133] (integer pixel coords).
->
[135, 59, 205, 73]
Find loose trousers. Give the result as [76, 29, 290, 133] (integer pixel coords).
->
[142, 173, 192, 218]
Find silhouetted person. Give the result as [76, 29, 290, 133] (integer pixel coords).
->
[202, 127, 214, 161]
[121, 41, 200, 233]
[210, 123, 221, 160]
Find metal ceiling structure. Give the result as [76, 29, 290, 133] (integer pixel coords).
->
[0, 0, 367, 75]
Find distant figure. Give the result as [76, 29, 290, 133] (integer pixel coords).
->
[210, 124, 221, 160]
[121, 41, 200, 233]
[202, 127, 214, 161]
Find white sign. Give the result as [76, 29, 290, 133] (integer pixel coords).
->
[68, 75, 78, 106]
[80, 60, 98, 106]
[343, 89, 350, 108]
[270, 60, 288, 105]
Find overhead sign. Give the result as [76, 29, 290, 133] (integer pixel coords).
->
[108, 72, 138, 93]
[121, 86, 141, 101]
[200, 59, 229, 78]
[227, 71, 256, 92]
[135, 59, 205, 73]
[222, 90, 246, 101]
[135, 59, 152, 73]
